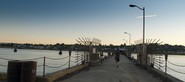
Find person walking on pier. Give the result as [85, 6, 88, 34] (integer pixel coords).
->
[114, 49, 121, 68]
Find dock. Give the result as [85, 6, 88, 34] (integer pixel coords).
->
[53, 55, 162, 82]
[0, 38, 184, 82]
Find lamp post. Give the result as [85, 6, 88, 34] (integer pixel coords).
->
[124, 32, 131, 46]
[129, 4, 146, 65]
[123, 39, 127, 45]
[124, 32, 131, 58]
[123, 39, 128, 56]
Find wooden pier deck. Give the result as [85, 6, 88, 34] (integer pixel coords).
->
[53, 55, 162, 82]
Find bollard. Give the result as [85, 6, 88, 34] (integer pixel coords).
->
[7, 60, 22, 82]
[21, 61, 37, 82]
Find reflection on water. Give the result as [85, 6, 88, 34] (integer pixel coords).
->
[0, 48, 83, 76]
[131, 53, 185, 81]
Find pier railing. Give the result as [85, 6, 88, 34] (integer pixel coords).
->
[151, 54, 185, 75]
[167, 60, 185, 74]
[131, 53, 185, 76]
[153, 55, 165, 72]
[0, 51, 88, 77]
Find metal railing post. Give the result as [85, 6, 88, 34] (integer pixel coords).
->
[165, 59, 167, 74]
[84, 51, 85, 63]
[81, 54, 83, 64]
[68, 51, 71, 68]
[89, 42, 92, 64]
[77, 54, 79, 65]
[43, 57, 45, 77]
[165, 54, 168, 74]
[159, 54, 160, 69]
[76, 51, 78, 65]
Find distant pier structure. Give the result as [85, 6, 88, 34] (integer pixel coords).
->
[76, 37, 101, 65]
[134, 39, 163, 67]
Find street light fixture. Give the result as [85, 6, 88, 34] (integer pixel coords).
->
[129, 5, 136, 7]
[129, 5, 144, 10]
[129, 4, 146, 65]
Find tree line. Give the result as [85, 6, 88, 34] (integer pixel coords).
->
[0, 43, 184, 54]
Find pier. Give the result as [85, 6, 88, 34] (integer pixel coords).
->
[0, 55, 163, 82]
[0, 38, 184, 82]
[0, 51, 184, 82]
[54, 55, 162, 82]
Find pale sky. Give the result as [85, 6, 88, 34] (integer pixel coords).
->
[0, 0, 185, 45]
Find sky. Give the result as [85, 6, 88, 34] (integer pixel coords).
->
[0, 0, 185, 45]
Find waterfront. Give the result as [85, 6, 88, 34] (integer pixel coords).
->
[0, 48, 184, 81]
[0, 48, 84, 76]
[131, 54, 185, 81]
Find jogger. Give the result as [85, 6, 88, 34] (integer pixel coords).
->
[114, 49, 121, 67]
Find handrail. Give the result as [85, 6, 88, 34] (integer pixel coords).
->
[0, 57, 14, 61]
[167, 66, 185, 74]
[153, 56, 163, 59]
[37, 65, 43, 67]
[45, 56, 69, 60]
[152, 54, 185, 75]
[154, 61, 164, 64]
[167, 61, 185, 67]
[23, 57, 44, 61]
[0, 53, 85, 77]
[0, 64, 7, 67]
[152, 54, 165, 72]
[0, 57, 44, 61]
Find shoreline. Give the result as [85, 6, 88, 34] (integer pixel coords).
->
[1, 47, 185, 55]
[0, 47, 84, 52]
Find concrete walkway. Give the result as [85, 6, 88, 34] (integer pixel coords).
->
[54, 55, 162, 82]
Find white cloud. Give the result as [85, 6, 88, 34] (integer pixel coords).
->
[137, 15, 157, 18]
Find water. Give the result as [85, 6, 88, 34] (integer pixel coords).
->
[0, 48, 84, 76]
[166, 55, 185, 81]
[131, 54, 185, 81]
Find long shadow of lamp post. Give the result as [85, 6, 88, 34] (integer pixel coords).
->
[129, 4, 146, 66]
